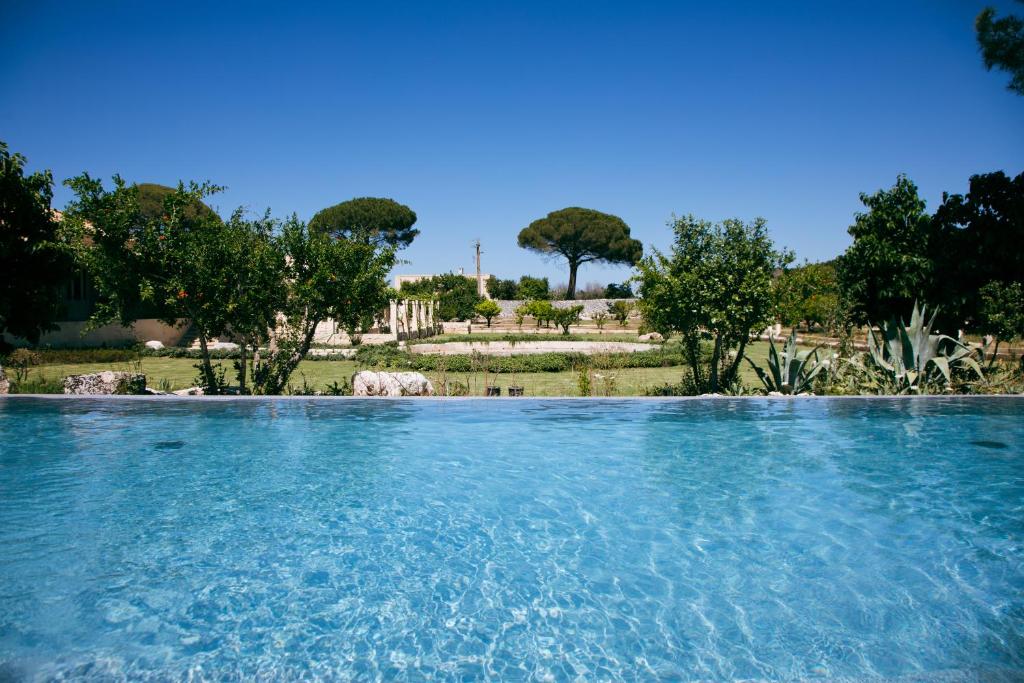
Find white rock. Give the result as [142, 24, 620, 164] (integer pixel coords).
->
[172, 386, 205, 396]
[638, 332, 664, 342]
[63, 371, 146, 395]
[144, 340, 165, 350]
[208, 341, 239, 350]
[351, 371, 435, 397]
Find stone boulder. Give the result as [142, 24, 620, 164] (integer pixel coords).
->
[172, 386, 205, 396]
[144, 340, 165, 350]
[638, 332, 664, 342]
[352, 371, 434, 397]
[63, 371, 147, 395]
[0, 364, 8, 395]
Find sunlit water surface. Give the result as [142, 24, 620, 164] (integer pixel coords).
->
[0, 397, 1022, 681]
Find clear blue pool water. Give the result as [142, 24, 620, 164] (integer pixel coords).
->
[0, 397, 1022, 681]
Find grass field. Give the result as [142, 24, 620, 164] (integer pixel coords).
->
[19, 341, 793, 396]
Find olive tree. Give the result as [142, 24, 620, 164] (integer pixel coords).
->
[636, 215, 791, 394]
[518, 207, 642, 299]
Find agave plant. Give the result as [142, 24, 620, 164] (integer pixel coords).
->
[745, 329, 827, 395]
[865, 302, 982, 394]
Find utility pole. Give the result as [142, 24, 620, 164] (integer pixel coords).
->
[473, 239, 483, 297]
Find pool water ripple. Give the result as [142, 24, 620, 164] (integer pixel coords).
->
[0, 397, 1022, 681]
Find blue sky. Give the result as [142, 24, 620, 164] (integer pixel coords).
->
[2, 1, 1021, 287]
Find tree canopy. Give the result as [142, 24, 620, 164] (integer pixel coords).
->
[774, 261, 840, 331]
[931, 170, 1024, 329]
[0, 141, 70, 344]
[517, 207, 642, 300]
[63, 176, 235, 390]
[637, 215, 790, 394]
[836, 175, 935, 327]
[136, 183, 220, 224]
[400, 274, 480, 321]
[310, 197, 418, 249]
[976, 4, 1024, 95]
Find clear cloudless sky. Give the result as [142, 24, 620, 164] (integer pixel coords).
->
[2, 1, 1022, 286]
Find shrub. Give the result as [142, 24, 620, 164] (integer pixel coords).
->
[516, 276, 550, 300]
[552, 305, 584, 334]
[605, 281, 634, 298]
[608, 300, 634, 326]
[400, 273, 481, 321]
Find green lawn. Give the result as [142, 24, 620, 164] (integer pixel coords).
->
[23, 341, 796, 396]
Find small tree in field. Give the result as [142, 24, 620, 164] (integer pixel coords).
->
[552, 305, 584, 335]
[474, 299, 502, 327]
[636, 214, 791, 394]
[979, 281, 1024, 367]
[518, 207, 642, 299]
[608, 300, 633, 326]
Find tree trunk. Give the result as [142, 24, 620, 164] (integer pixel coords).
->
[683, 333, 703, 390]
[196, 333, 218, 394]
[988, 338, 1000, 370]
[709, 334, 723, 394]
[237, 341, 248, 394]
[565, 261, 579, 300]
[724, 337, 749, 389]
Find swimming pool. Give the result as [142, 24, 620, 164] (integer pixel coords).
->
[0, 397, 1021, 680]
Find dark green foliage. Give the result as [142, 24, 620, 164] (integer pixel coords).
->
[516, 276, 550, 300]
[487, 276, 518, 299]
[605, 281, 634, 298]
[18, 347, 143, 364]
[976, 4, 1024, 95]
[931, 171, 1024, 329]
[518, 207, 642, 299]
[400, 273, 481, 321]
[979, 281, 1024, 364]
[637, 214, 790, 394]
[309, 197, 418, 249]
[136, 183, 220, 224]
[486, 275, 550, 300]
[0, 141, 71, 343]
[836, 175, 935, 327]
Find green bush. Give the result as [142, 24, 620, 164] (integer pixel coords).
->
[400, 273, 481, 321]
[354, 346, 685, 374]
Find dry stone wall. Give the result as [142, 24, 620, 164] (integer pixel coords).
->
[492, 299, 638, 320]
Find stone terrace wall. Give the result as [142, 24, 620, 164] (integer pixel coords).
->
[493, 299, 638, 320]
